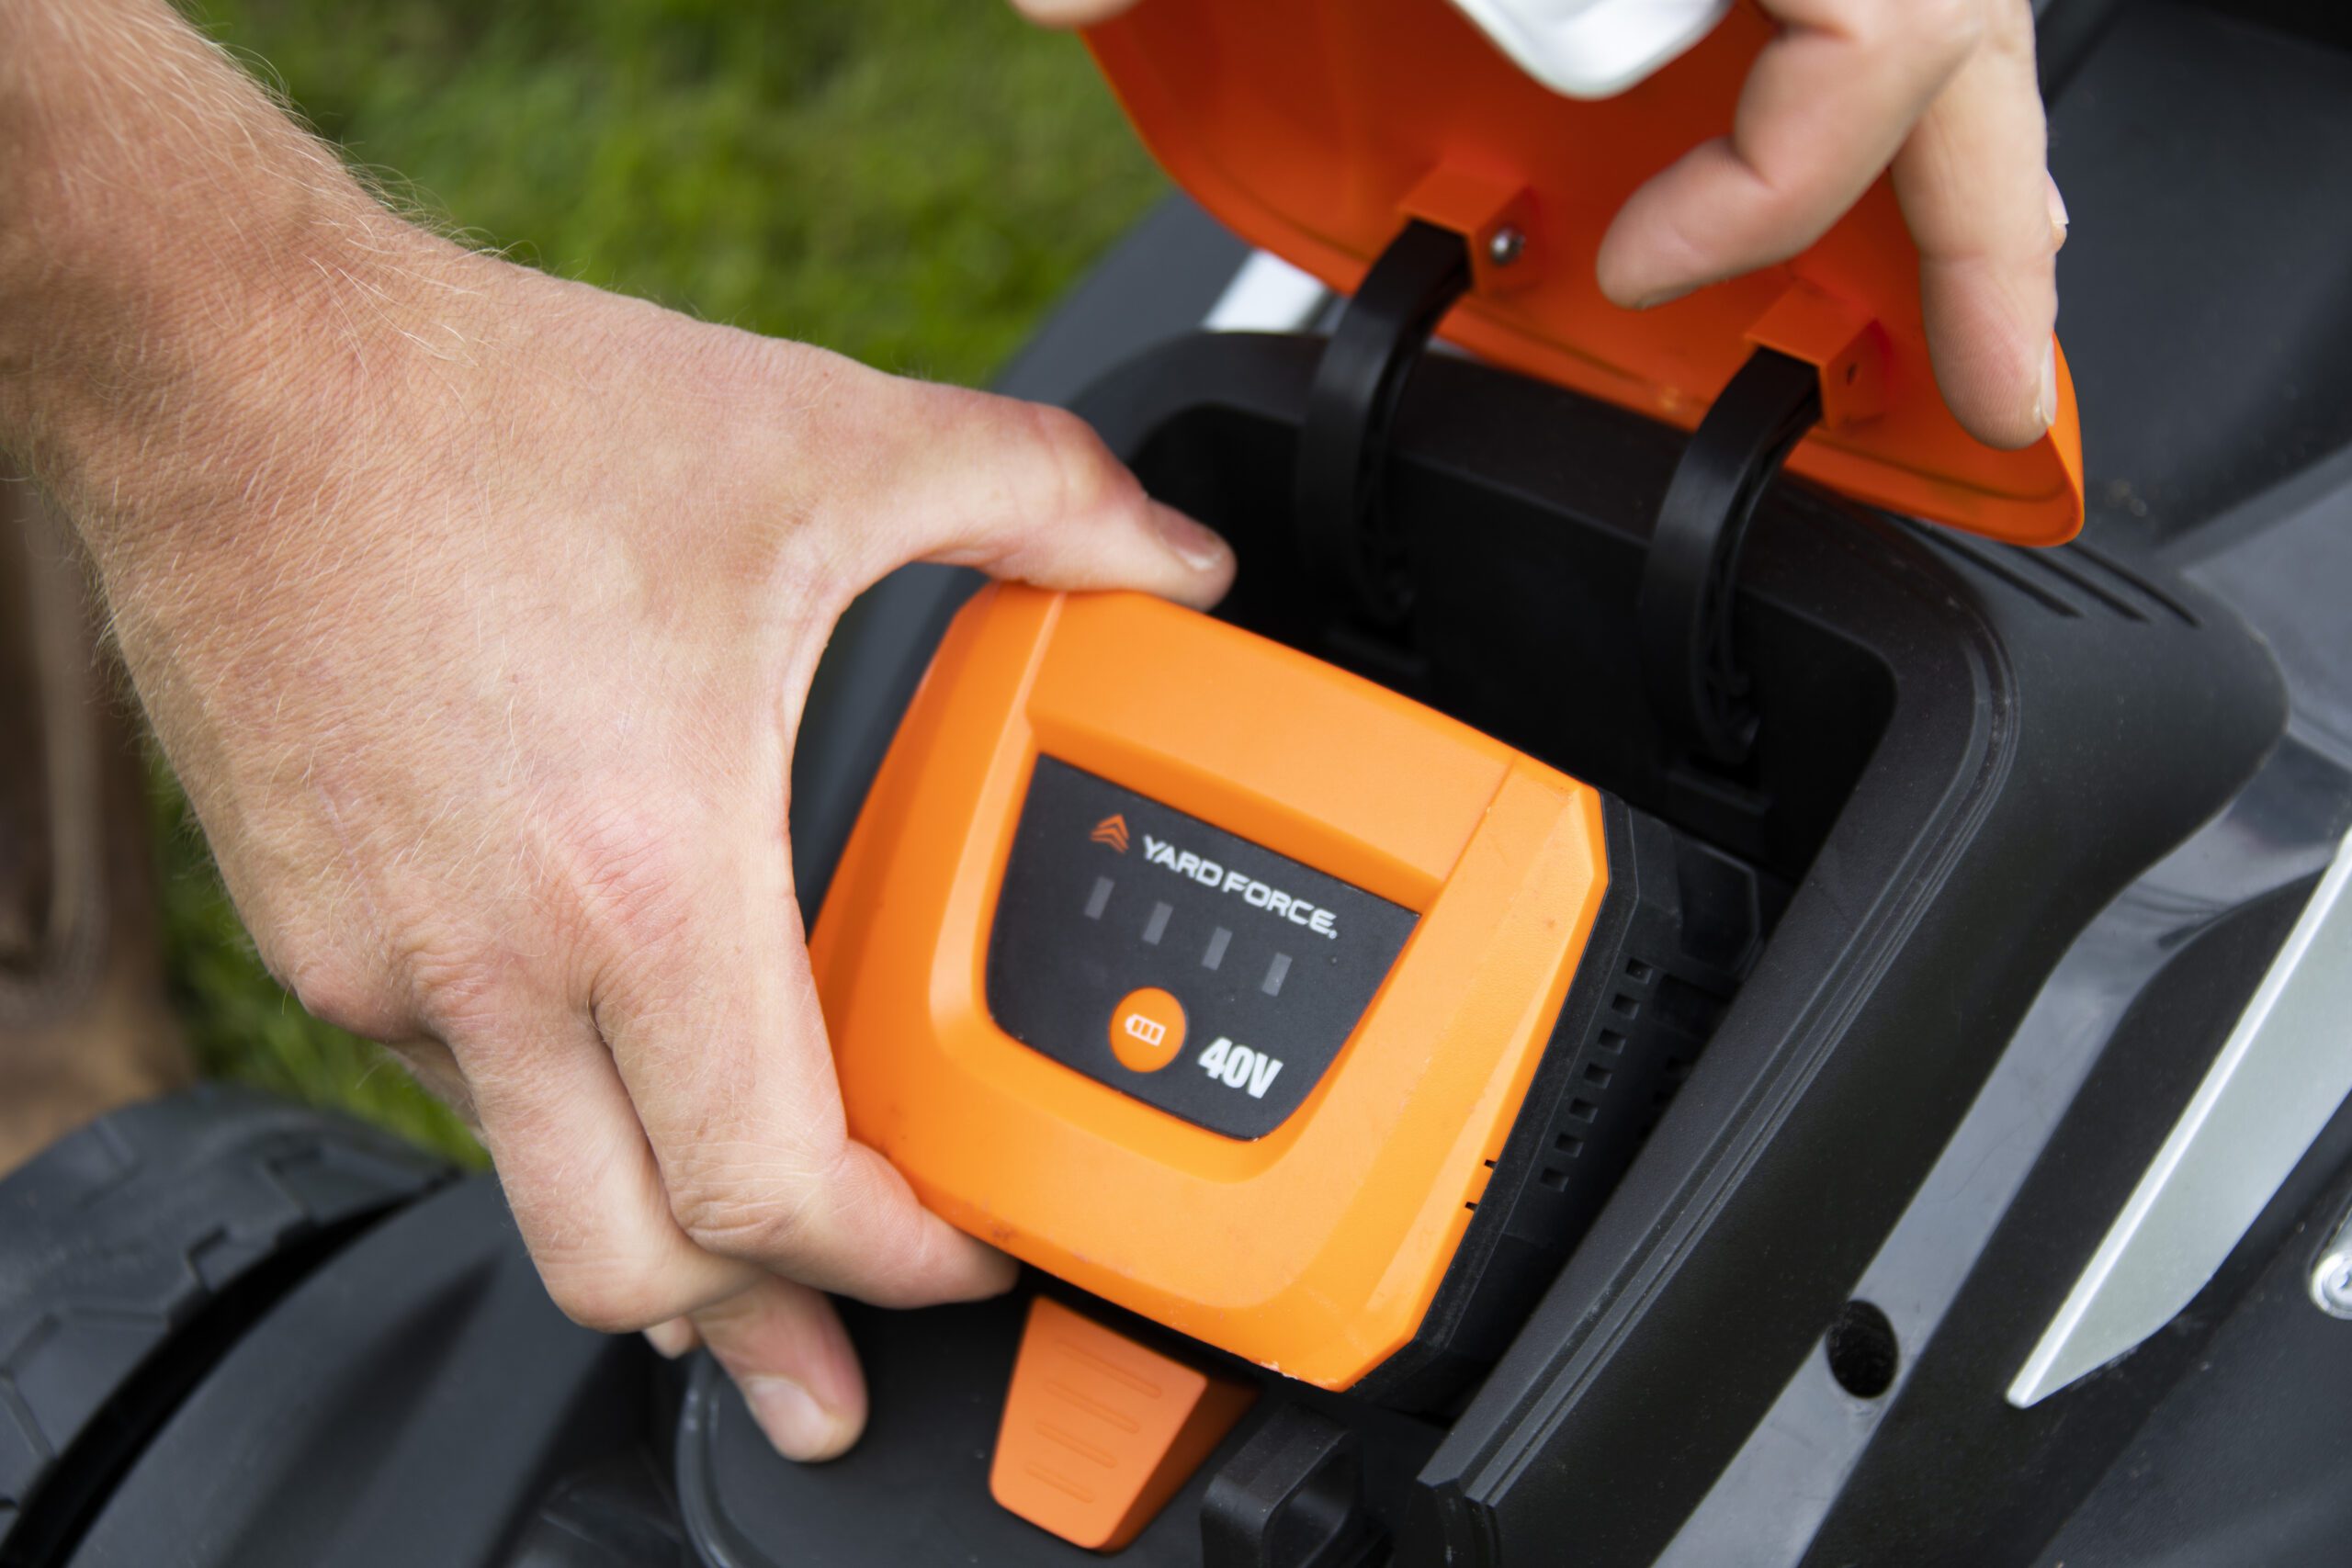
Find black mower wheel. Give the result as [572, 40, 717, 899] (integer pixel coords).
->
[0, 1085, 449, 1564]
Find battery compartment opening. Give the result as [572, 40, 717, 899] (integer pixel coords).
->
[1114, 373, 1895, 892]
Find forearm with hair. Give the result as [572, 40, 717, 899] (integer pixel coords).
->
[0, 0, 486, 573]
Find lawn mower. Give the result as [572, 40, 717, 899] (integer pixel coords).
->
[6, 0, 2352, 1563]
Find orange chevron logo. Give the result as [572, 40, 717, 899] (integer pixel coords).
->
[1090, 814, 1130, 853]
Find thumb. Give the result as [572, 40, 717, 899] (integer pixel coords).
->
[835, 374, 1234, 610]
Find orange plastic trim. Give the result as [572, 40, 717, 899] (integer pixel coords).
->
[1746, 284, 1887, 429]
[1399, 166, 1539, 297]
[810, 587, 1611, 1390]
[989, 1297, 1255, 1551]
[1084, 0, 2084, 545]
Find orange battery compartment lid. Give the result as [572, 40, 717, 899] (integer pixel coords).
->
[1084, 0, 2085, 546]
[810, 586, 1611, 1390]
[990, 1297, 1255, 1551]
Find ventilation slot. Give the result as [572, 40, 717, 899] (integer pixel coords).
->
[1908, 524, 2203, 628]
[2067, 541, 2200, 626]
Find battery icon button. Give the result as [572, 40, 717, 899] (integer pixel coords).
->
[1109, 987, 1187, 1073]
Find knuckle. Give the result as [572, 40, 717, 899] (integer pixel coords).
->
[273, 939, 404, 1041]
[257, 905, 511, 1050]
[537, 1261, 677, 1335]
[669, 1177, 792, 1258]
[667, 1140, 839, 1264]
[1985, 0, 2037, 54]
[1984, 0, 2041, 62]
[504, 1155, 697, 1334]
[1897, 0, 1985, 60]
[401, 935, 509, 1040]
[1018, 400, 1132, 522]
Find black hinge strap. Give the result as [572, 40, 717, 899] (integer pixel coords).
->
[1295, 220, 1473, 631]
[1638, 346, 1825, 768]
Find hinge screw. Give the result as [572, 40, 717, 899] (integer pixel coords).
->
[1487, 226, 1526, 267]
[2311, 1245, 2352, 1319]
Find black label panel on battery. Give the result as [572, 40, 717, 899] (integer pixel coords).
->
[985, 757, 1419, 1140]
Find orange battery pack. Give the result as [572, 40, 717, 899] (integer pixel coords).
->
[810, 586, 1758, 1400]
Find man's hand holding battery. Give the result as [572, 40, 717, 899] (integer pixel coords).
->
[1, 0, 1231, 1464]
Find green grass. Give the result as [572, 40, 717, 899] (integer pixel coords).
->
[157, 0, 1167, 1160]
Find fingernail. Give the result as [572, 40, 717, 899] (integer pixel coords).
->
[643, 1317, 698, 1359]
[1151, 504, 1230, 573]
[2045, 175, 2070, 249]
[743, 1374, 857, 1462]
[2037, 343, 2059, 430]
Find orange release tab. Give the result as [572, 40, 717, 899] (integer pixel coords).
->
[990, 1297, 1256, 1551]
